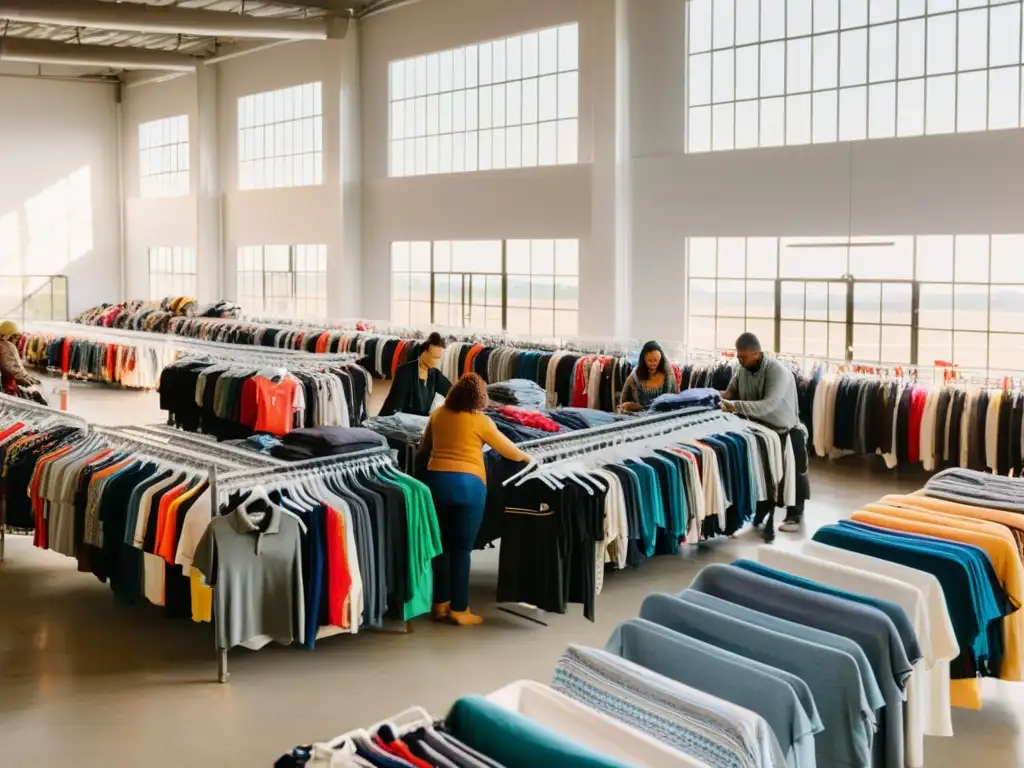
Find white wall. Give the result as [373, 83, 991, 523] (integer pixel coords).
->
[121, 33, 360, 314]
[123, 73, 199, 301]
[0, 66, 120, 315]
[359, 0, 621, 335]
[626, 0, 1024, 342]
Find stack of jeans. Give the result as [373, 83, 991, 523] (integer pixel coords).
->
[487, 378, 547, 409]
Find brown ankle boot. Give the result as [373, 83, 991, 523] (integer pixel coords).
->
[431, 601, 451, 620]
[448, 608, 483, 626]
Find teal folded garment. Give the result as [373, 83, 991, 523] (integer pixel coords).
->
[446, 694, 630, 768]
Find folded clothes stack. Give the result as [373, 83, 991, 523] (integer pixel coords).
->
[271, 425, 388, 460]
[649, 387, 722, 412]
[487, 378, 548, 410]
[362, 413, 430, 443]
[546, 407, 620, 430]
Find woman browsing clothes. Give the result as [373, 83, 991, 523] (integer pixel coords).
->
[377, 332, 452, 417]
[618, 340, 678, 412]
[0, 321, 45, 404]
[418, 373, 531, 626]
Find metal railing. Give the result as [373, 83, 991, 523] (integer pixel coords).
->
[0, 275, 69, 324]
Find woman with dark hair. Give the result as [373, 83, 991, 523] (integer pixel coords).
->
[418, 373, 531, 625]
[378, 331, 452, 417]
[618, 340, 679, 412]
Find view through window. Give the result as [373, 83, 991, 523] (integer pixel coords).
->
[686, 234, 1024, 374]
[390, 239, 579, 336]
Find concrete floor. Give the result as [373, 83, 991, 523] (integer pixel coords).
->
[1, 382, 1022, 766]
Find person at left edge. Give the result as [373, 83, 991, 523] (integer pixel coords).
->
[378, 331, 452, 417]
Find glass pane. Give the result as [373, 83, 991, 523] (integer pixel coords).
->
[689, 238, 717, 277]
[916, 235, 953, 281]
[955, 234, 989, 282]
[717, 279, 745, 316]
[953, 284, 989, 331]
[718, 238, 745, 277]
[991, 235, 1024, 284]
[780, 319, 805, 354]
[880, 325, 910, 363]
[805, 321, 828, 357]
[918, 283, 953, 329]
[805, 282, 829, 321]
[990, 286, 1024, 333]
[852, 324, 881, 362]
[882, 282, 912, 325]
[780, 281, 805, 319]
[689, 279, 717, 315]
[953, 330, 988, 369]
[747, 280, 775, 318]
[829, 282, 847, 322]
[746, 237, 778, 278]
[918, 329, 952, 367]
[853, 282, 882, 323]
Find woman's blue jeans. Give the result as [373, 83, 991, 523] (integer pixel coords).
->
[424, 470, 487, 612]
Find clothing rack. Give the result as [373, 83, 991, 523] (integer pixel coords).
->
[511, 406, 730, 458]
[497, 406, 736, 626]
[111, 424, 285, 468]
[0, 393, 91, 561]
[206, 443, 399, 683]
[28, 321, 357, 366]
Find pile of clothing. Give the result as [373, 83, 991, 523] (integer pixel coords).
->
[487, 378, 547, 409]
[362, 413, 429, 444]
[545, 407, 619, 430]
[271, 426, 387, 461]
[73, 297, 204, 332]
[650, 387, 722, 412]
[199, 300, 241, 319]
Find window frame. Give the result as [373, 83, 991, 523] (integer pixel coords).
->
[237, 83, 324, 190]
[139, 115, 190, 198]
[147, 246, 197, 299]
[236, 244, 327, 318]
[390, 238, 580, 337]
[388, 23, 580, 177]
[686, 0, 1024, 152]
[685, 234, 1024, 376]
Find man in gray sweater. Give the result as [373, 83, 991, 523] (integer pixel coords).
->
[721, 333, 809, 538]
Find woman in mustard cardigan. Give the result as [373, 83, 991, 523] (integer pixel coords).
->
[418, 373, 530, 625]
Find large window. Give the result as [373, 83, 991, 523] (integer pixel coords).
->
[686, 234, 1024, 374]
[237, 244, 327, 318]
[388, 23, 579, 177]
[238, 83, 323, 190]
[687, 0, 1024, 152]
[148, 246, 197, 299]
[390, 239, 579, 336]
[139, 115, 189, 197]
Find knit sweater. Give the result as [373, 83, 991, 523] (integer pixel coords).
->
[423, 407, 528, 483]
[724, 356, 801, 432]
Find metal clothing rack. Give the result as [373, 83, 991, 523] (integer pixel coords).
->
[207, 443, 401, 683]
[0, 393, 91, 561]
[495, 406, 732, 626]
[28, 321, 358, 366]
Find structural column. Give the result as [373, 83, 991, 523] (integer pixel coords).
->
[195, 63, 222, 303]
[625, 0, 688, 342]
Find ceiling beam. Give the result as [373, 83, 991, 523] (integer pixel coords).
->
[0, 0, 340, 40]
[259, 1, 359, 13]
[0, 38, 197, 72]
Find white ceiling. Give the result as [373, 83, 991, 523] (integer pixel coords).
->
[0, 0, 402, 76]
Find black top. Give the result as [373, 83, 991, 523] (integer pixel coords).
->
[377, 360, 452, 417]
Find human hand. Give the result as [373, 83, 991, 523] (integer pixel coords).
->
[618, 402, 642, 413]
[720, 400, 736, 413]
